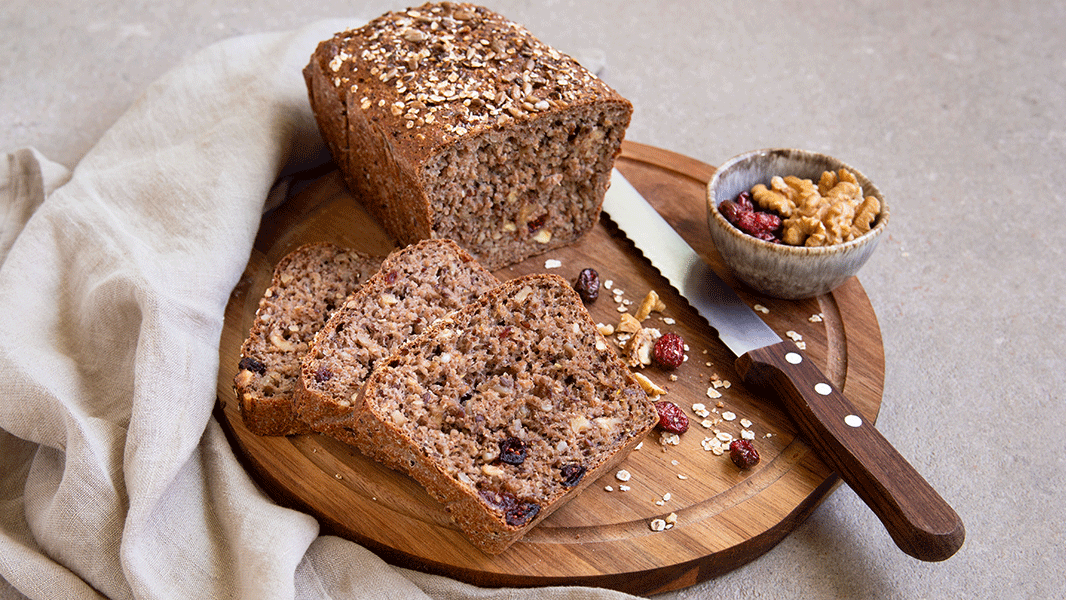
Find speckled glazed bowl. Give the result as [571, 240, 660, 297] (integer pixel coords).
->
[706, 148, 889, 299]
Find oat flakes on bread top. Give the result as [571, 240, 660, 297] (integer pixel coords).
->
[303, 2, 633, 269]
[352, 273, 658, 554]
[294, 238, 499, 442]
[234, 242, 382, 436]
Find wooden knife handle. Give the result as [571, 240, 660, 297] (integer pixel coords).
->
[735, 341, 965, 562]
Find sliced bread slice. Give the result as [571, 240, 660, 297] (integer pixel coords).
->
[234, 242, 381, 436]
[352, 273, 658, 554]
[294, 238, 500, 441]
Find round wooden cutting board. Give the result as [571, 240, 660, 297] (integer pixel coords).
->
[215, 141, 885, 596]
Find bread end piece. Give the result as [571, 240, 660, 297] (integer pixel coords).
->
[304, 2, 633, 270]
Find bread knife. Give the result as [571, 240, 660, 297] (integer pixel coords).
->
[601, 169, 964, 562]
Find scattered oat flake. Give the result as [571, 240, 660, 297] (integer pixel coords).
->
[604, 279, 613, 290]
[742, 429, 756, 440]
[740, 418, 753, 428]
[544, 259, 562, 269]
[809, 313, 824, 323]
[786, 330, 803, 341]
[677, 474, 688, 480]
[700, 418, 715, 429]
[795, 341, 807, 350]
[650, 518, 667, 532]
[616, 469, 632, 482]
[716, 431, 734, 443]
[662, 492, 672, 502]
[663, 317, 676, 325]
[660, 432, 681, 446]
[722, 411, 736, 421]
[619, 485, 631, 491]
[753, 304, 770, 313]
[605, 485, 614, 492]
[706, 387, 722, 399]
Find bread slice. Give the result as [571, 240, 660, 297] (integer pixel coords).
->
[234, 243, 382, 436]
[303, 2, 632, 269]
[294, 239, 500, 440]
[351, 273, 658, 554]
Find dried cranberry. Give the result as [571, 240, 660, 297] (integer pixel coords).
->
[238, 357, 266, 375]
[313, 366, 333, 383]
[736, 190, 755, 211]
[499, 437, 527, 465]
[654, 400, 689, 434]
[478, 489, 540, 527]
[720, 191, 783, 242]
[527, 213, 548, 233]
[506, 500, 540, 527]
[653, 332, 685, 370]
[385, 270, 399, 284]
[498, 325, 513, 339]
[479, 489, 515, 511]
[573, 268, 600, 303]
[729, 439, 760, 470]
[719, 199, 743, 223]
[559, 463, 586, 488]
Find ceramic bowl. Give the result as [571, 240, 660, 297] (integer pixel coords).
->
[706, 148, 889, 299]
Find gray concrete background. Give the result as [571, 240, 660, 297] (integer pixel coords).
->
[3, 0, 1063, 598]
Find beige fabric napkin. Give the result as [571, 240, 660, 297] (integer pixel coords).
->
[0, 21, 636, 600]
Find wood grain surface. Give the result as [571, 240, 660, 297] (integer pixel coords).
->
[214, 141, 886, 596]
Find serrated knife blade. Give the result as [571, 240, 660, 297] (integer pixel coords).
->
[602, 170, 781, 357]
[602, 168, 964, 562]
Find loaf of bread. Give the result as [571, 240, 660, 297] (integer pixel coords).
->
[234, 243, 382, 436]
[303, 2, 633, 270]
[351, 273, 658, 554]
[294, 239, 500, 440]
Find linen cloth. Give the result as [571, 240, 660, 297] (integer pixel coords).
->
[0, 20, 635, 600]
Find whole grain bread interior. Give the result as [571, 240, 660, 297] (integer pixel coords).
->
[234, 243, 382, 436]
[304, 2, 633, 269]
[294, 239, 500, 440]
[352, 273, 658, 554]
